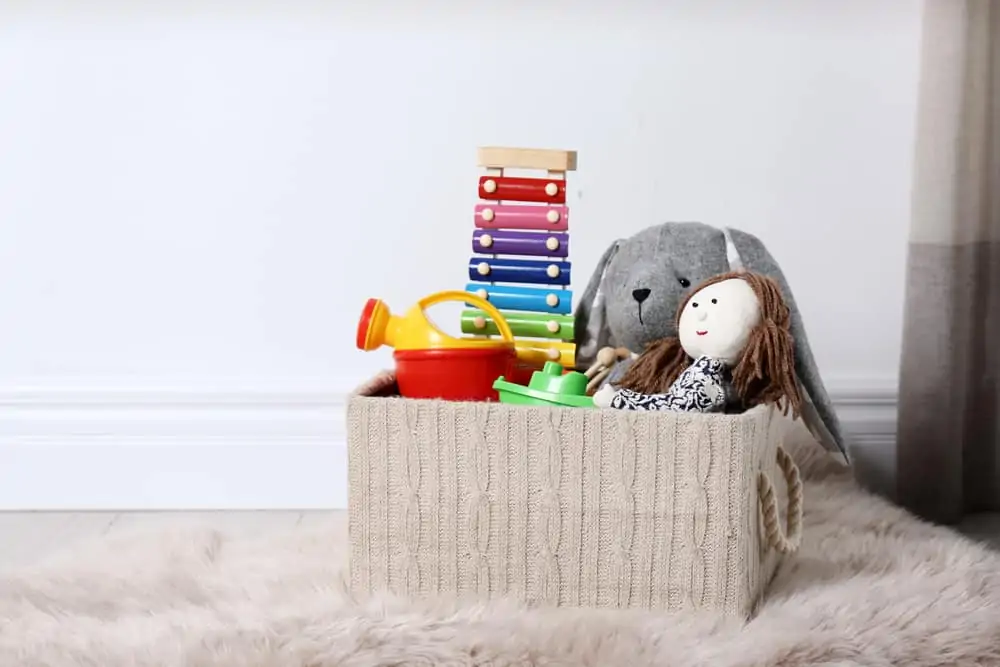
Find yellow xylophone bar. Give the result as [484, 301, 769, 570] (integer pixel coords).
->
[514, 340, 575, 368]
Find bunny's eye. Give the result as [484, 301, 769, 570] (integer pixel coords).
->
[678, 278, 691, 288]
[711, 298, 717, 304]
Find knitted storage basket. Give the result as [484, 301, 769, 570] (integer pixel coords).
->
[347, 372, 802, 618]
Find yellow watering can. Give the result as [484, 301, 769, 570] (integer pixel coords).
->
[356, 290, 551, 401]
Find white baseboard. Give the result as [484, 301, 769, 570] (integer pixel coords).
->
[826, 382, 899, 499]
[0, 381, 898, 510]
[0, 390, 348, 511]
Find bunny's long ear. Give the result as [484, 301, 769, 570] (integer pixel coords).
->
[573, 240, 621, 371]
[727, 228, 849, 462]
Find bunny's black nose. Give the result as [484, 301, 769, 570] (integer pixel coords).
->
[632, 288, 651, 303]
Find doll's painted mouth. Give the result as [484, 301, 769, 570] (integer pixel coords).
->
[696, 330, 708, 336]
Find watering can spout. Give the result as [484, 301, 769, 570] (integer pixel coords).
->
[356, 291, 518, 353]
[356, 297, 453, 352]
[356, 298, 392, 351]
[356, 290, 552, 362]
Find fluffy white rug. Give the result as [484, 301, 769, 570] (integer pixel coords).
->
[3, 430, 1000, 666]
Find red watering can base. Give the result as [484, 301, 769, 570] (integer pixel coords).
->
[394, 348, 540, 402]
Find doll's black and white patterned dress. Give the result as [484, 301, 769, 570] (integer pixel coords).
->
[609, 355, 731, 413]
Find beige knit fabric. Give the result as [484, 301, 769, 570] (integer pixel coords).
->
[347, 382, 795, 619]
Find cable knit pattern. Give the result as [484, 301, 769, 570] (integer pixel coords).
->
[466, 404, 492, 594]
[348, 384, 793, 619]
[701, 422, 717, 601]
[611, 411, 637, 607]
[397, 401, 421, 592]
[536, 410, 563, 604]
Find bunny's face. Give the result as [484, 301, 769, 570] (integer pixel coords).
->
[598, 223, 731, 353]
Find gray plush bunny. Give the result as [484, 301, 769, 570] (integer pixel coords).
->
[574, 221, 848, 461]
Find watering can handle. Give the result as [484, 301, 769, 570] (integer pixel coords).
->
[417, 290, 516, 344]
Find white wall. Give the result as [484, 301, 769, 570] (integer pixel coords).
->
[0, 1, 923, 508]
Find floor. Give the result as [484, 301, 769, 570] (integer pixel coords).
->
[956, 512, 1000, 550]
[0, 510, 998, 571]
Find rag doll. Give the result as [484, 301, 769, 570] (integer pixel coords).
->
[592, 271, 803, 418]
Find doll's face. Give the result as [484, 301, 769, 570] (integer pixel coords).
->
[678, 278, 761, 366]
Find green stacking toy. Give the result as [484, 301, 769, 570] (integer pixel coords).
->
[493, 361, 595, 408]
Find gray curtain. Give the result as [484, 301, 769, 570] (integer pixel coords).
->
[896, 0, 1000, 524]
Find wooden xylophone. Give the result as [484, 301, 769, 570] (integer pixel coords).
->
[463, 146, 578, 371]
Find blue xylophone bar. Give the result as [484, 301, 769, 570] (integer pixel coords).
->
[464, 282, 572, 315]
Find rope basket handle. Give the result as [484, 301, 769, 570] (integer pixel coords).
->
[758, 445, 803, 554]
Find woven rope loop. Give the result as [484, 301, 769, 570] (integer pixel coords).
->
[757, 444, 803, 554]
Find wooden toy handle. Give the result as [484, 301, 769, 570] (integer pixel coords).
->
[417, 290, 516, 343]
[758, 445, 803, 555]
[583, 347, 633, 393]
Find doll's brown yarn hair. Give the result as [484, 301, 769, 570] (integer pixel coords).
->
[616, 271, 803, 417]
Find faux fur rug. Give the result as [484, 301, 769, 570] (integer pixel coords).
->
[3, 429, 1000, 666]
